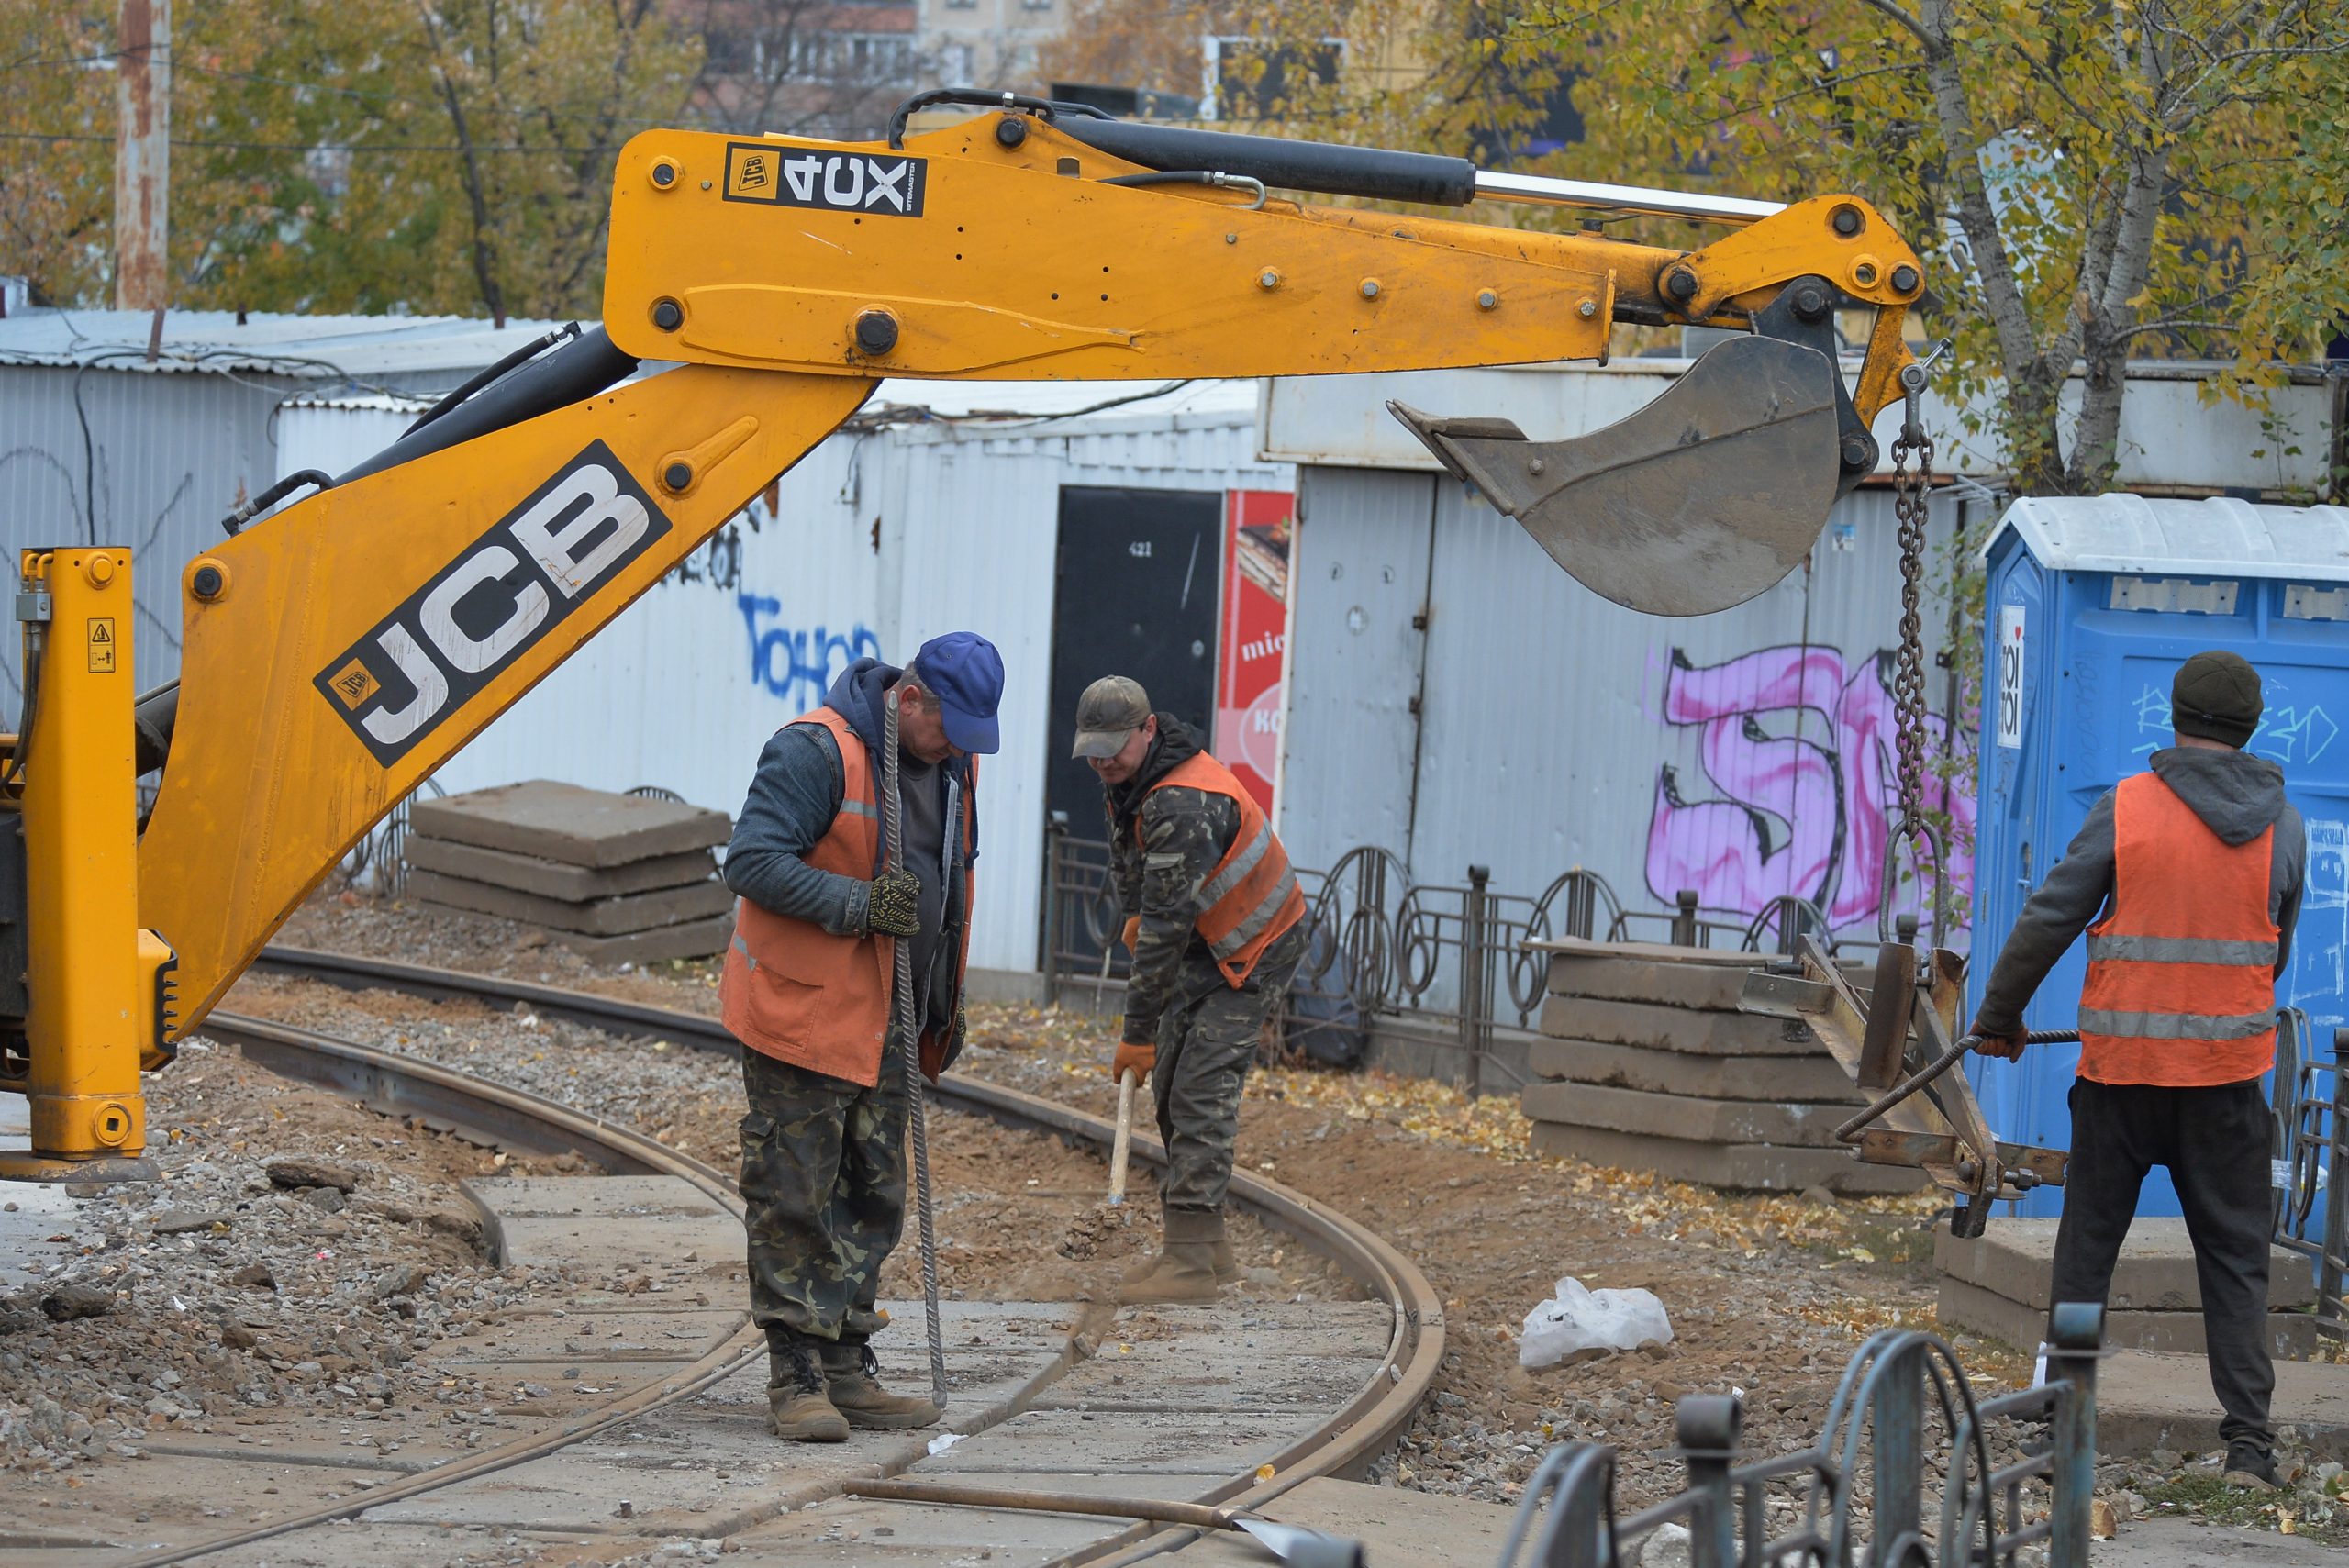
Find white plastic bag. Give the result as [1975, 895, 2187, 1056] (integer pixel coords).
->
[1518, 1275, 1674, 1369]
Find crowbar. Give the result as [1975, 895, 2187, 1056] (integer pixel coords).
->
[844, 1478, 1365, 1568]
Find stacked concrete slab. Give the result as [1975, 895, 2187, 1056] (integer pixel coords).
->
[1520, 938, 1924, 1194]
[407, 781, 733, 963]
[1936, 1218, 2318, 1360]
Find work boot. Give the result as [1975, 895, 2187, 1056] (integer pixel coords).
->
[1116, 1207, 1224, 1306]
[2222, 1440, 2278, 1492]
[765, 1334, 850, 1442]
[1121, 1208, 1239, 1287]
[820, 1339, 942, 1429]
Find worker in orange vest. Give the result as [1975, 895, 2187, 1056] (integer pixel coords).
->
[720, 634, 1001, 1441]
[1971, 650, 2305, 1492]
[1074, 675, 1307, 1304]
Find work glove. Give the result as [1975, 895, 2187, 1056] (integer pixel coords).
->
[1112, 1040, 1155, 1084]
[863, 869, 921, 939]
[1119, 916, 1141, 953]
[1967, 1018, 2028, 1062]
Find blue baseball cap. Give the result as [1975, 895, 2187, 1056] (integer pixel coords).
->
[913, 632, 1004, 755]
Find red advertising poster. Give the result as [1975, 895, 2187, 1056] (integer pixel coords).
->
[1215, 488, 1293, 814]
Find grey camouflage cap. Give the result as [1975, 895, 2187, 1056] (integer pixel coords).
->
[1072, 675, 1152, 759]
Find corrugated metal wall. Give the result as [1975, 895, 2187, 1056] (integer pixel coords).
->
[1, 362, 478, 700]
[275, 399, 1286, 974]
[1283, 465, 1972, 991]
[0, 365, 298, 695]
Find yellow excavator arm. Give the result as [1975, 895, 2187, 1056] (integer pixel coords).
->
[3, 97, 1922, 1178]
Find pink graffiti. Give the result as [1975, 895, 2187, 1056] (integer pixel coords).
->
[1644, 645, 1974, 935]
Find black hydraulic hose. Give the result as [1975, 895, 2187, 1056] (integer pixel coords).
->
[1833, 1029, 2079, 1145]
[138, 328, 644, 773]
[218, 470, 333, 537]
[403, 321, 581, 437]
[334, 326, 640, 487]
[885, 88, 1108, 149]
[1058, 117, 1477, 207]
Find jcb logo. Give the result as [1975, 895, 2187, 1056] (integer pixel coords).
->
[724, 142, 925, 217]
[316, 441, 671, 764]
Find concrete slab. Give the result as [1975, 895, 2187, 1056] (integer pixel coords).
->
[408, 840, 714, 901]
[1537, 995, 1819, 1056]
[360, 1350, 1059, 1532]
[2099, 1350, 2349, 1459]
[1545, 951, 1759, 1011]
[407, 834, 718, 901]
[1936, 1274, 2320, 1361]
[916, 1408, 1308, 1476]
[407, 867, 732, 936]
[0, 1166, 84, 1289]
[168, 1521, 608, 1568]
[1936, 1218, 2313, 1312]
[555, 914, 736, 966]
[1527, 1119, 1929, 1194]
[1049, 1350, 1379, 1409]
[734, 1494, 1116, 1557]
[1527, 1036, 1864, 1103]
[461, 1173, 742, 1271]
[1110, 1301, 1397, 1359]
[410, 780, 729, 868]
[1520, 1080, 1854, 1148]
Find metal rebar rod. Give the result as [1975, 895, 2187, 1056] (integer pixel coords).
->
[846, 1476, 1242, 1530]
[882, 687, 948, 1411]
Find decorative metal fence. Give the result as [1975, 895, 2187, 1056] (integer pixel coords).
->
[2274, 1016, 2349, 1345]
[1498, 1307, 2107, 1568]
[1041, 828, 1844, 1090]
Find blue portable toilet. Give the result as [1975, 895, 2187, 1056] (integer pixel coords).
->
[1969, 495, 2349, 1219]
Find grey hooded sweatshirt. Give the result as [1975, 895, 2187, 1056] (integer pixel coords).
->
[1974, 746, 2307, 1038]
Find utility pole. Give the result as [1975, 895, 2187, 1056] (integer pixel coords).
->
[114, 0, 171, 312]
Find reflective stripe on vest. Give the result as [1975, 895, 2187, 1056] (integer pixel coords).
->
[1141, 751, 1306, 987]
[2076, 770, 2278, 1087]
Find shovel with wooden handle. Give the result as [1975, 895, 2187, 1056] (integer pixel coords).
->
[1108, 1067, 1138, 1207]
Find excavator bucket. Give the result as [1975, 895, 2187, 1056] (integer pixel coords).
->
[1388, 334, 1842, 617]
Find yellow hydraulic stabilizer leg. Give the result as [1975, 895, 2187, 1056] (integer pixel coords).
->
[2, 548, 168, 1184]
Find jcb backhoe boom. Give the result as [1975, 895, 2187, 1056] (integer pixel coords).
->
[2, 99, 1924, 1178]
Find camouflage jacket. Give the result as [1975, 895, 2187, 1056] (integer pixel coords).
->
[1105, 716, 1239, 1047]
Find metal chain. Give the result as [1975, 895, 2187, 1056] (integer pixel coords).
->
[1878, 353, 1948, 944]
[1889, 388, 1934, 825]
[882, 688, 950, 1412]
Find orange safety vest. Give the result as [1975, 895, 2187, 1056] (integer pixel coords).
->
[719, 706, 974, 1086]
[1135, 752, 1306, 986]
[2076, 771, 2279, 1087]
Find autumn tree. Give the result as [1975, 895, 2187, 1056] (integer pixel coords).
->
[0, 0, 704, 320]
[1203, 0, 2344, 495]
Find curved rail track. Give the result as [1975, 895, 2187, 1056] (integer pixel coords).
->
[66, 946, 1442, 1568]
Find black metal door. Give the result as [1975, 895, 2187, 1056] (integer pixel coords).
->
[1044, 485, 1222, 964]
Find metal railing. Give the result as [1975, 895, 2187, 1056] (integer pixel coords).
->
[1499, 1307, 2107, 1568]
[1041, 830, 1849, 1087]
[2273, 1015, 2348, 1345]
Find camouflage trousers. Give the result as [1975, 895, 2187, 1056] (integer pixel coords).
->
[1149, 920, 1305, 1213]
[738, 1043, 907, 1344]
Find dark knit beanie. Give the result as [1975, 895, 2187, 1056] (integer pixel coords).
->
[2172, 651, 2262, 748]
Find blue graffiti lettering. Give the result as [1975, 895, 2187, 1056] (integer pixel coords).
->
[736, 594, 881, 708]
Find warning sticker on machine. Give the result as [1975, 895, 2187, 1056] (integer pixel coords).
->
[723, 142, 925, 216]
[87, 617, 116, 673]
[1996, 604, 2025, 749]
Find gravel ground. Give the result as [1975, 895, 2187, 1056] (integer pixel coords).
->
[0, 1036, 564, 1474]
